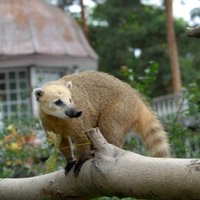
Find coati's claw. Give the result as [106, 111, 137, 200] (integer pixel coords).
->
[65, 159, 76, 175]
[73, 159, 87, 176]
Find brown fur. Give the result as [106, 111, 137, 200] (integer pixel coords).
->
[35, 71, 170, 165]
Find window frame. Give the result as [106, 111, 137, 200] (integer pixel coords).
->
[0, 68, 31, 120]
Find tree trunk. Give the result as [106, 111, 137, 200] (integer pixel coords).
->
[80, 0, 88, 36]
[164, 0, 182, 94]
[1, 128, 200, 200]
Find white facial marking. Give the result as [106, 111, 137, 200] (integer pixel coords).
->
[48, 103, 53, 108]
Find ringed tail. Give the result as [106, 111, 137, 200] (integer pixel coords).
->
[135, 103, 170, 157]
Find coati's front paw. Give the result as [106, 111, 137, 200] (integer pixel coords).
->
[65, 159, 76, 175]
[74, 158, 88, 176]
[64, 158, 88, 176]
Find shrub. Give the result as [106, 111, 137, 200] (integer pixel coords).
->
[121, 64, 200, 158]
[0, 118, 50, 177]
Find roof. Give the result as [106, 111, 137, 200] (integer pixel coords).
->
[0, 0, 98, 60]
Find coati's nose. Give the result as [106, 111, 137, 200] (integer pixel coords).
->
[65, 108, 82, 118]
[74, 110, 82, 118]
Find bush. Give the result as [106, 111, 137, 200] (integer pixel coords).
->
[0, 118, 50, 177]
[164, 82, 200, 158]
[121, 64, 200, 158]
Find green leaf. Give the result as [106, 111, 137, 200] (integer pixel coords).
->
[45, 150, 58, 173]
[45, 131, 62, 173]
[54, 134, 62, 148]
[46, 131, 62, 148]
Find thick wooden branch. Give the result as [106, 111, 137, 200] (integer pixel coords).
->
[186, 26, 200, 38]
[1, 128, 200, 200]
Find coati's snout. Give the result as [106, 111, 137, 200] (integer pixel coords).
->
[65, 108, 82, 118]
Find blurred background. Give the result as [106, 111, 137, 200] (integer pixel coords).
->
[0, 0, 200, 199]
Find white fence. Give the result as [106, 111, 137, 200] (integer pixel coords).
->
[152, 92, 200, 157]
[152, 92, 188, 119]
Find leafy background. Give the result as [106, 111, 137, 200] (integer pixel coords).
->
[1, 0, 200, 199]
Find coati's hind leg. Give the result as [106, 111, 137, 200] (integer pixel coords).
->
[97, 101, 132, 148]
[98, 115, 125, 148]
[98, 125, 124, 148]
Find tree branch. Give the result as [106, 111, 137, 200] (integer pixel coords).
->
[186, 26, 200, 38]
[1, 128, 200, 200]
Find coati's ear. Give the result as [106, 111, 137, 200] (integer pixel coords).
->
[33, 88, 44, 101]
[66, 81, 72, 90]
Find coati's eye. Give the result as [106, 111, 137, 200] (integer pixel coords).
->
[69, 98, 72, 103]
[54, 99, 63, 106]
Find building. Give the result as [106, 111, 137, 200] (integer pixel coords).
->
[0, 0, 98, 120]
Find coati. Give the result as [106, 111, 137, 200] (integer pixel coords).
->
[33, 71, 170, 174]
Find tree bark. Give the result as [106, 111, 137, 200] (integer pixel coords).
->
[164, 0, 182, 94]
[1, 128, 200, 200]
[80, 0, 88, 36]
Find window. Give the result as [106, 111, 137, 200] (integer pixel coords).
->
[0, 68, 30, 120]
[0, 73, 5, 80]
[35, 69, 62, 86]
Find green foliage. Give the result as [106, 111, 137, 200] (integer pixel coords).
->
[0, 118, 66, 178]
[89, 0, 169, 96]
[120, 65, 200, 160]
[0, 118, 49, 177]
[45, 131, 62, 173]
[88, 0, 200, 96]
[185, 82, 200, 117]
[164, 82, 200, 158]
[165, 119, 191, 157]
[120, 62, 158, 97]
[45, 150, 59, 173]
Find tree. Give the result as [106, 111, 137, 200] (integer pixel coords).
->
[47, 0, 89, 35]
[190, 7, 200, 26]
[80, 0, 88, 35]
[46, 0, 74, 10]
[88, 0, 178, 96]
[164, 0, 182, 94]
[47, 0, 200, 96]
[1, 128, 200, 200]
